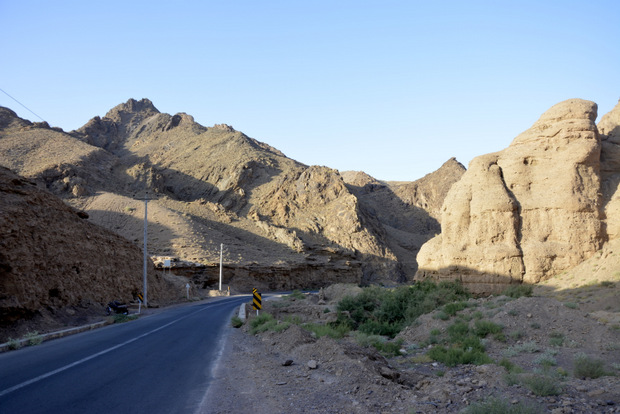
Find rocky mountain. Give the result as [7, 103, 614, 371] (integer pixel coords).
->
[341, 159, 466, 278]
[416, 98, 620, 293]
[0, 99, 459, 294]
[0, 166, 177, 341]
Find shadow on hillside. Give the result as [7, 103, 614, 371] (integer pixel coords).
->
[345, 180, 440, 281]
[533, 281, 620, 315]
[417, 264, 620, 316]
[41, 148, 426, 286]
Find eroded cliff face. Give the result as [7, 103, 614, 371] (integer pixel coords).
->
[416, 99, 607, 293]
[599, 100, 620, 240]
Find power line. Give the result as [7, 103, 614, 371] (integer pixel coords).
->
[0, 87, 47, 123]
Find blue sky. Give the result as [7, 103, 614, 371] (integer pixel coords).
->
[1, 1, 619, 181]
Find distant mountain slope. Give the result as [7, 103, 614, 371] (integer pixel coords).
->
[1, 99, 461, 289]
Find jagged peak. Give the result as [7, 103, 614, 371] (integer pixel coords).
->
[212, 123, 235, 132]
[104, 98, 160, 121]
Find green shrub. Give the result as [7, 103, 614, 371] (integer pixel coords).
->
[563, 302, 578, 309]
[303, 322, 350, 339]
[427, 344, 492, 367]
[336, 280, 469, 338]
[249, 313, 276, 335]
[473, 320, 503, 338]
[549, 332, 564, 347]
[447, 321, 470, 341]
[371, 338, 404, 357]
[520, 374, 562, 396]
[231, 315, 244, 328]
[24, 331, 43, 346]
[501, 284, 533, 298]
[510, 330, 524, 341]
[272, 322, 291, 333]
[7, 338, 21, 350]
[461, 396, 543, 414]
[573, 353, 608, 379]
[503, 341, 541, 357]
[498, 358, 523, 373]
[443, 301, 468, 316]
[534, 351, 557, 367]
[433, 310, 450, 320]
[287, 290, 306, 300]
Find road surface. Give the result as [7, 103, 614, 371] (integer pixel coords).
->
[0, 296, 249, 414]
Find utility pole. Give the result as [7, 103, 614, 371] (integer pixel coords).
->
[219, 243, 223, 291]
[141, 192, 156, 307]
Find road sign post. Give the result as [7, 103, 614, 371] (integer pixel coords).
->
[252, 288, 262, 316]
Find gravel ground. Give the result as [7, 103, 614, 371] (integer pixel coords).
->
[200, 287, 620, 414]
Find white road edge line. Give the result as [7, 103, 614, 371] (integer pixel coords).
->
[0, 300, 237, 398]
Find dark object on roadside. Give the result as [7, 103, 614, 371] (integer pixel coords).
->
[106, 300, 129, 315]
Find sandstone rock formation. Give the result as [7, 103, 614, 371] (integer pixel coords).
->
[598, 99, 620, 240]
[416, 99, 608, 293]
[0, 166, 176, 341]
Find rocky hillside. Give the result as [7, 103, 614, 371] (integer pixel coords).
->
[341, 159, 466, 278]
[0, 166, 177, 342]
[417, 99, 620, 293]
[0, 100, 460, 292]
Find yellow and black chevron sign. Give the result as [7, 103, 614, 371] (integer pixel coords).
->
[252, 288, 262, 310]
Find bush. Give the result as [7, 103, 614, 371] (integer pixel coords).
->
[336, 280, 470, 338]
[520, 373, 562, 396]
[287, 290, 306, 301]
[231, 316, 243, 328]
[501, 284, 533, 298]
[549, 332, 564, 347]
[249, 313, 276, 335]
[427, 344, 492, 367]
[534, 351, 557, 367]
[24, 331, 43, 346]
[7, 338, 21, 350]
[473, 320, 503, 338]
[443, 301, 468, 316]
[302, 322, 350, 339]
[573, 353, 608, 379]
[498, 358, 523, 373]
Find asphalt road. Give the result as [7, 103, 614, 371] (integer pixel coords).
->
[0, 296, 249, 414]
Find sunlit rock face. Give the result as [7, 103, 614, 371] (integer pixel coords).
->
[416, 99, 604, 293]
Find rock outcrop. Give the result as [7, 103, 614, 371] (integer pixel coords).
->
[0, 166, 176, 341]
[598, 99, 620, 240]
[389, 157, 466, 221]
[416, 99, 606, 293]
